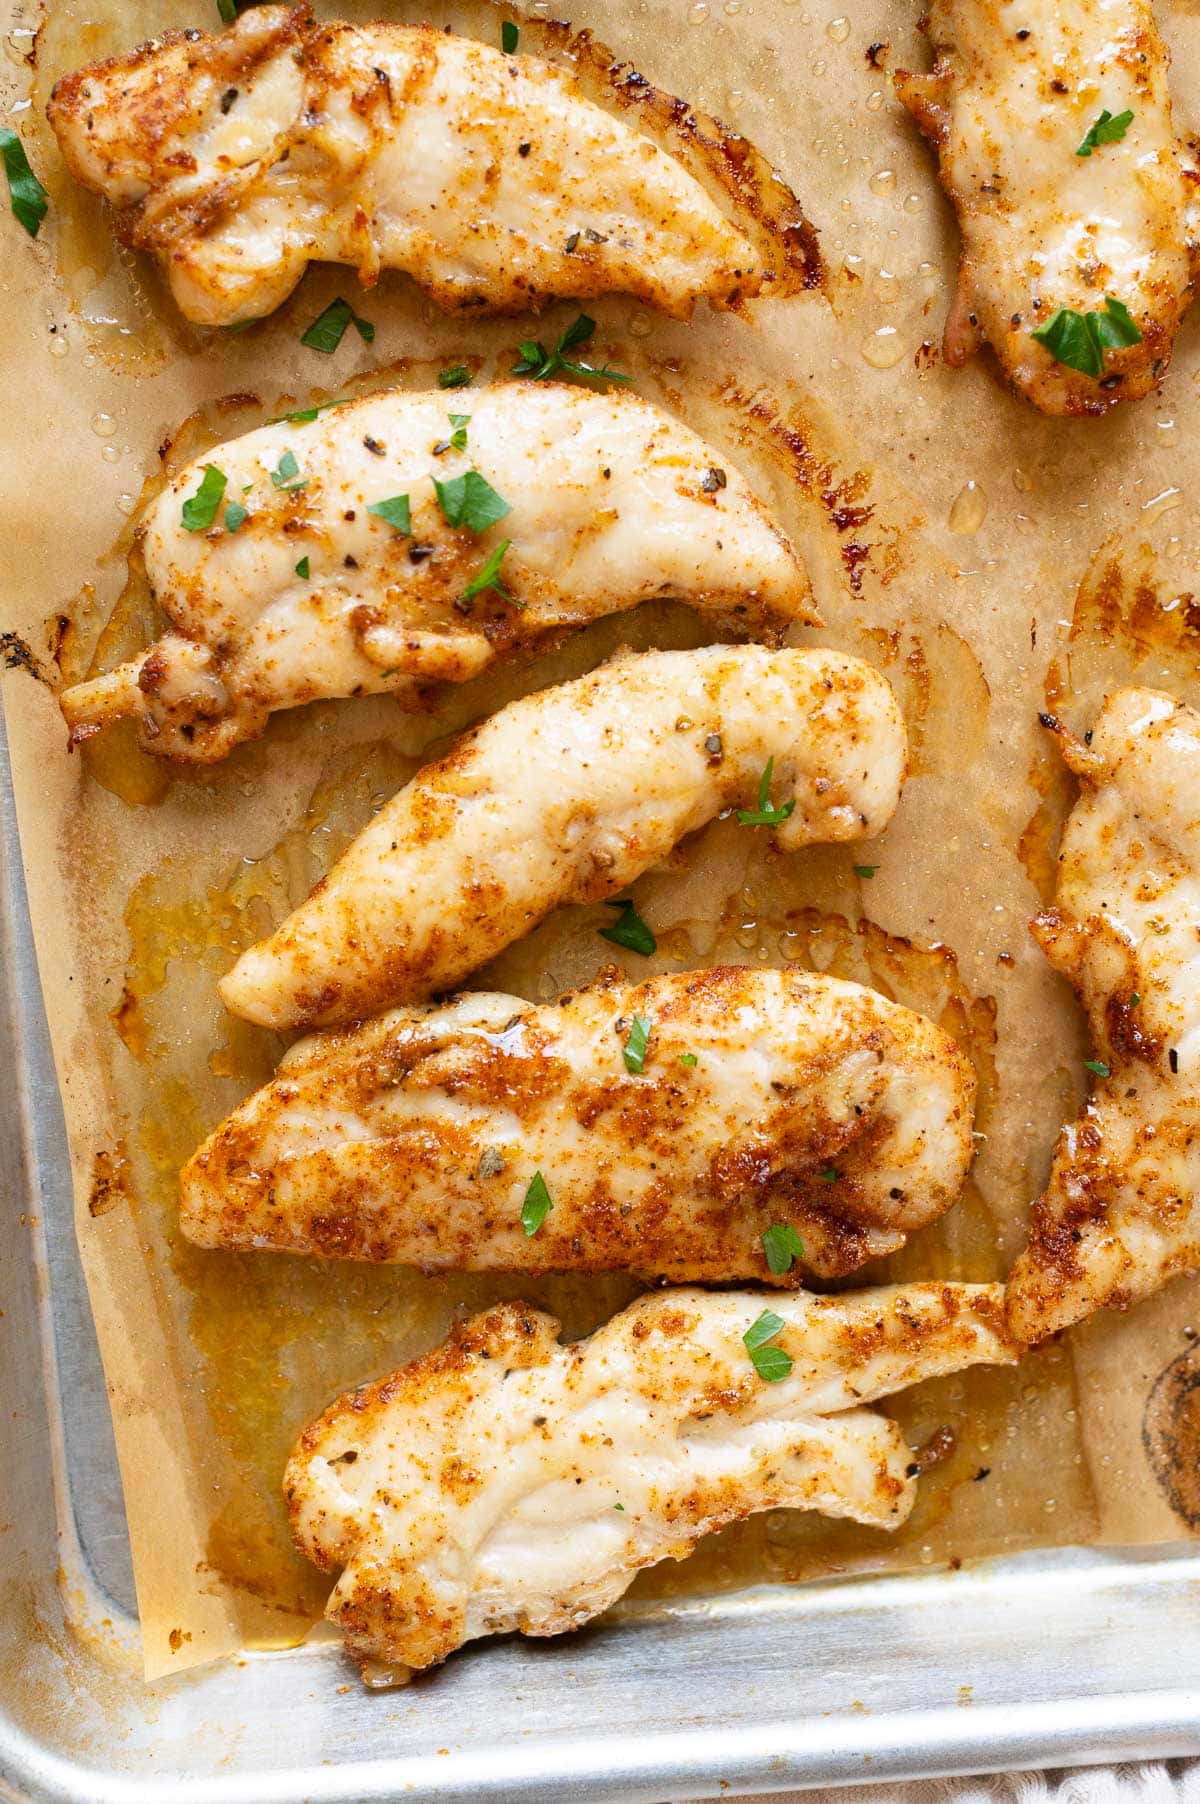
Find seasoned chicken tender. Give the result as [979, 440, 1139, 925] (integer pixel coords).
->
[59, 384, 813, 762]
[46, 5, 811, 328]
[286, 1283, 1015, 1675]
[896, 0, 1198, 415]
[1008, 690, 1200, 1341]
[220, 646, 907, 1030]
[181, 965, 976, 1279]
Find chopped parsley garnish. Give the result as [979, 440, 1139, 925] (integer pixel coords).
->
[818, 1166, 839, 1183]
[438, 365, 472, 389]
[854, 864, 878, 878]
[0, 129, 47, 237]
[269, 398, 345, 425]
[432, 469, 512, 534]
[678, 1052, 698, 1069]
[512, 313, 632, 387]
[447, 412, 471, 452]
[367, 494, 412, 534]
[622, 1014, 652, 1075]
[613, 1501, 625, 1511]
[1076, 108, 1133, 157]
[502, 19, 519, 52]
[762, 1222, 806, 1275]
[269, 448, 307, 491]
[521, 1170, 553, 1236]
[181, 464, 227, 532]
[743, 1310, 793, 1383]
[1130, 992, 1141, 1008]
[300, 295, 376, 354]
[737, 757, 796, 829]
[1030, 296, 1142, 379]
[599, 898, 656, 956]
[462, 539, 514, 605]
[295, 556, 310, 579]
[1084, 1058, 1111, 1078]
[224, 499, 248, 532]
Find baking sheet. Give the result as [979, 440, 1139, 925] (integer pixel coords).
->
[1, 0, 1198, 1685]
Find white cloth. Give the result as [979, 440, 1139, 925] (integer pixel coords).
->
[709, 1766, 1200, 1804]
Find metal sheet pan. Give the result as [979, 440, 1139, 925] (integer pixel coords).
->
[2, 706, 1200, 1804]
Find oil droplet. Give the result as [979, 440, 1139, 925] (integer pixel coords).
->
[101, 445, 120, 465]
[811, 57, 827, 75]
[90, 411, 118, 438]
[688, 1, 709, 19]
[1142, 485, 1182, 521]
[723, 0, 741, 14]
[48, 330, 69, 358]
[116, 493, 135, 516]
[629, 310, 653, 337]
[861, 325, 903, 368]
[866, 89, 884, 111]
[948, 480, 988, 534]
[1156, 417, 1179, 445]
[904, 192, 924, 214]
[874, 268, 900, 304]
[1012, 465, 1032, 492]
[826, 14, 850, 40]
[869, 168, 896, 197]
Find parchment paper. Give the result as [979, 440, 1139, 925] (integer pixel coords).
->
[2, 0, 1198, 1683]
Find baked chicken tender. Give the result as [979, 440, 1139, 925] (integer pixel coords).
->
[1008, 689, 1200, 1340]
[58, 384, 813, 762]
[46, 4, 797, 328]
[181, 965, 976, 1280]
[286, 1284, 1015, 1676]
[896, 0, 1198, 415]
[219, 645, 907, 1030]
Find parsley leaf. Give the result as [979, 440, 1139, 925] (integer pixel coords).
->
[268, 398, 346, 425]
[743, 1310, 793, 1383]
[432, 469, 512, 534]
[521, 1170, 553, 1236]
[502, 19, 519, 51]
[181, 464, 227, 532]
[1130, 992, 1141, 1009]
[622, 1014, 652, 1075]
[300, 295, 375, 354]
[678, 1052, 698, 1069]
[1094, 296, 1142, 348]
[1076, 108, 1133, 157]
[269, 448, 307, 491]
[367, 494, 412, 534]
[224, 499, 248, 532]
[447, 412, 471, 451]
[462, 539, 514, 605]
[438, 365, 471, 389]
[0, 129, 47, 238]
[512, 313, 632, 387]
[295, 556, 310, 579]
[737, 757, 796, 828]
[854, 864, 878, 878]
[599, 898, 656, 956]
[818, 1166, 839, 1182]
[1084, 1058, 1111, 1078]
[762, 1222, 806, 1275]
[1031, 297, 1143, 378]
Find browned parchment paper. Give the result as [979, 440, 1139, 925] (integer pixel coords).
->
[2, 0, 1199, 1684]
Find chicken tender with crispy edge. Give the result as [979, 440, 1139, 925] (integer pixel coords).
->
[1008, 689, 1200, 1340]
[219, 644, 907, 1031]
[181, 963, 976, 1281]
[46, 4, 818, 329]
[58, 383, 814, 763]
[896, 0, 1199, 416]
[285, 1283, 1015, 1677]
